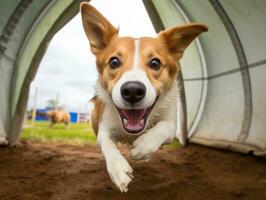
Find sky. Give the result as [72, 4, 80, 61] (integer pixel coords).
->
[28, 0, 156, 113]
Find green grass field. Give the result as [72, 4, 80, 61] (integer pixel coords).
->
[21, 121, 181, 147]
[21, 121, 96, 144]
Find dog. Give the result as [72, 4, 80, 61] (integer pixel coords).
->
[80, 2, 208, 192]
[47, 110, 70, 128]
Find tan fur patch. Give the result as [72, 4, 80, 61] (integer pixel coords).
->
[96, 36, 136, 92]
[138, 37, 180, 95]
[90, 96, 105, 135]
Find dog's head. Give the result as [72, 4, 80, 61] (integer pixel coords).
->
[81, 3, 208, 134]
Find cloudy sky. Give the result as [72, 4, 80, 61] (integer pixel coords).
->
[28, 0, 156, 113]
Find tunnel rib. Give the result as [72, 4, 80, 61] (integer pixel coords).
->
[183, 58, 266, 81]
[209, 0, 252, 142]
[0, 0, 33, 60]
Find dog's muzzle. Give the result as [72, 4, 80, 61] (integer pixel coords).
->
[115, 81, 155, 134]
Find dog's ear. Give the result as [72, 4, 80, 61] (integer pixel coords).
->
[159, 23, 208, 58]
[80, 3, 118, 54]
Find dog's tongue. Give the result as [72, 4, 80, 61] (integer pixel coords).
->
[122, 109, 146, 131]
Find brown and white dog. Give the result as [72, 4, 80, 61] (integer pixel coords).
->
[47, 110, 70, 128]
[80, 3, 208, 192]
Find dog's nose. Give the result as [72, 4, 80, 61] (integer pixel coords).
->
[121, 81, 146, 105]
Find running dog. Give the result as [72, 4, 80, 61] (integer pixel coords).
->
[80, 2, 208, 192]
[47, 110, 70, 128]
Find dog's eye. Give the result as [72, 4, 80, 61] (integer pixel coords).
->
[149, 58, 161, 70]
[109, 57, 120, 69]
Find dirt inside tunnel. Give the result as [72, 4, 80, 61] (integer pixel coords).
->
[0, 140, 265, 200]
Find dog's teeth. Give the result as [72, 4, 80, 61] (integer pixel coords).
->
[124, 118, 128, 125]
[140, 119, 144, 126]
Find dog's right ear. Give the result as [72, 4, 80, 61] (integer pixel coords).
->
[80, 3, 118, 54]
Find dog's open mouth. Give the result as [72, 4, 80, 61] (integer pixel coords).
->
[117, 106, 154, 134]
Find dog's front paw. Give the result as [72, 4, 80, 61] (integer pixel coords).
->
[130, 133, 162, 160]
[106, 154, 133, 193]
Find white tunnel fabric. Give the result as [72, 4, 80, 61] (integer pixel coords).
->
[0, 0, 265, 157]
[0, 0, 35, 145]
[143, 0, 266, 157]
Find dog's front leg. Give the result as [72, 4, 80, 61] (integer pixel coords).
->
[97, 129, 133, 192]
[130, 120, 176, 160]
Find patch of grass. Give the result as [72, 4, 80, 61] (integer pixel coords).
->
[21, 121, 96, 144]
[168, 139, 182, 148]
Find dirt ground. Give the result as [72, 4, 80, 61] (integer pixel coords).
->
[0, 140, 265, 200]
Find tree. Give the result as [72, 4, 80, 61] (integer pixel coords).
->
[46, 99, 64, 110]
[46, 99, 57, 110]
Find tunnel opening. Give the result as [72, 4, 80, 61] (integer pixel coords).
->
[18, 0, 159, 145]
[22, 12, 96, 144]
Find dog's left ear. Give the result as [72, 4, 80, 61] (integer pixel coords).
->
[159, 23, 208, 58]
[80, 3, 118, 54]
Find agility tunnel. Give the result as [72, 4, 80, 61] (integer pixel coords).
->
[0, 0, 265, 157]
